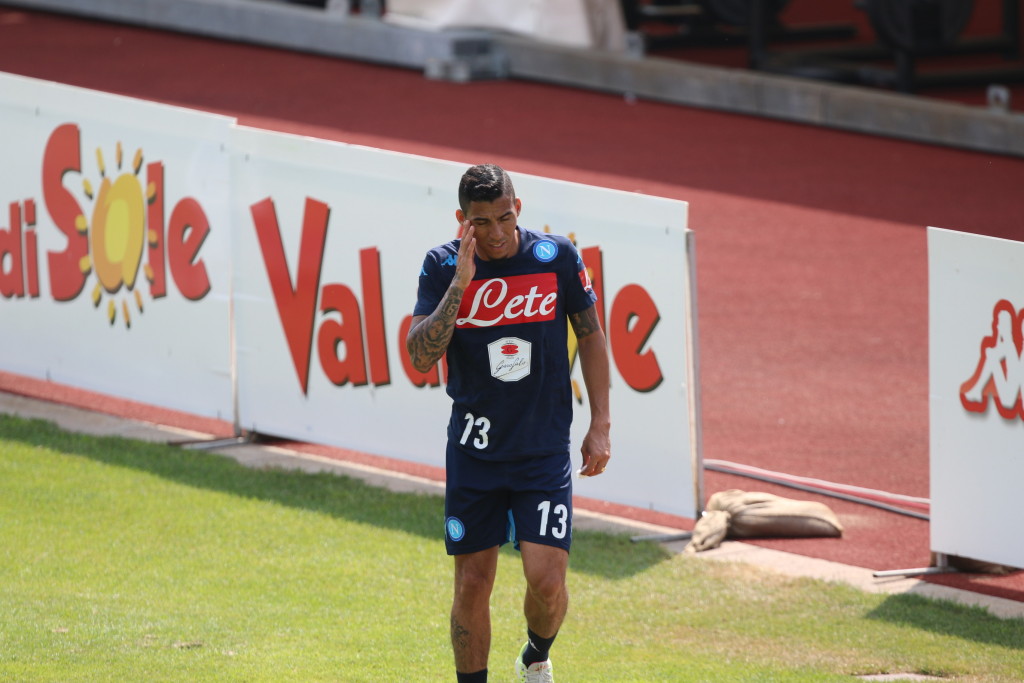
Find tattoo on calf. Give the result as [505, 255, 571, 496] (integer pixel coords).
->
[451, 615, 470, 651]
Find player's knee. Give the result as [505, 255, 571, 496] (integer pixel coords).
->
[525, 571, 567, 605]
[454, 563, 496, 602]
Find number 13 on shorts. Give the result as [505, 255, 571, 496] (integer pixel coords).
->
[537, 500, 568, 539]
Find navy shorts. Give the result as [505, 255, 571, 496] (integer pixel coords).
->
[444, 445, 574, 556]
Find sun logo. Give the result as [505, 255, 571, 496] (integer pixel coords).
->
[79, 141, 151, 327]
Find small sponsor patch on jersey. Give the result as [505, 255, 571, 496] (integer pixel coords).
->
[578, 257, 594, 293]
[533, 239, 558, 263]
[487, 336, 532, 382]
[446, 516, 466, 541]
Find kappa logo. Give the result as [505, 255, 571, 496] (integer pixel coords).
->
[441, 254, 458, 267]
[960, 299, 1024, 421]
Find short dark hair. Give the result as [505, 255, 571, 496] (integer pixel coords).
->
[458, 164, 516, 213]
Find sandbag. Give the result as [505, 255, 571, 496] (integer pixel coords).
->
[707, 489, 844, 539]
[684, 510, 731, 554]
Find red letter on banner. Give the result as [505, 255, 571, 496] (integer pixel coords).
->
[42, 124, 89, 301]
[146, 161, 166, 298]
[609, 283, 663, 392]
[0, 202, 24, 298]
[251, 197, 329, 395]
[360, 247, 391, 386]
[24, 200, 40, 298]
[580, 245, 605, 333]
[167, 197, 211, 300]
[318, 283, 368, 387]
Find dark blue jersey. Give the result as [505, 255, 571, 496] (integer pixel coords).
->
[414, 227, 597, 461]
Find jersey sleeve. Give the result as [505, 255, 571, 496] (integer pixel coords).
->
[563, 240, 598, 315]
[413, 244, 457, 317]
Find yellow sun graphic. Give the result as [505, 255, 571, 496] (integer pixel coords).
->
[79, 141, 150, 327]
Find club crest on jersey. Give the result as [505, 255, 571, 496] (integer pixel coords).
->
[487, 336, 532, 382]
[533, 239, 558, 263]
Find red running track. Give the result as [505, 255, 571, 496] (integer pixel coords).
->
[1, 6, 1023, 600]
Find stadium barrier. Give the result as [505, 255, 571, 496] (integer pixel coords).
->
[928, 227, 1024, 569]
[0, 71, 703, 520]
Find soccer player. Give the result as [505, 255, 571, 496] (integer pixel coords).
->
[407, 164, 611, 683]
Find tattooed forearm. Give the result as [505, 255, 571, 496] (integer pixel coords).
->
[569, 305, 601, 339]
[407, 281, 466, 372]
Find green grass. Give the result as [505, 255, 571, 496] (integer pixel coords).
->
[1, 413, 1022, 682]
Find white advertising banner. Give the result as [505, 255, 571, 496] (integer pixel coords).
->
[231, 126, 701, 518]
[0, 73, 235, 421]
[929, 227, 1024, 568]
[1, 73, 701, 520]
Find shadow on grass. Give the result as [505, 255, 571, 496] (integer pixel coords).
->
[0, 414, 670, 580]
[865, 593, 1024, 649]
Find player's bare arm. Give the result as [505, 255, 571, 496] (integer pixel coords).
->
[406, 224, 477, 372]
[571, 305, 612, 476]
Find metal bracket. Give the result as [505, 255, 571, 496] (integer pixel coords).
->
[630, 531, 693, 544]
[173, 432, 255, 451]
[424, 38, 509, 82]
[872, 553, 959, 579]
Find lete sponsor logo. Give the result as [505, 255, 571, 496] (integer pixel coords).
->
[0, 124, 214, 326]
[456, 274, 558, 329]
[960, 299, 1024, 420]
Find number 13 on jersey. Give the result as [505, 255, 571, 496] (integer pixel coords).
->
[460, 411, 491, 449]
